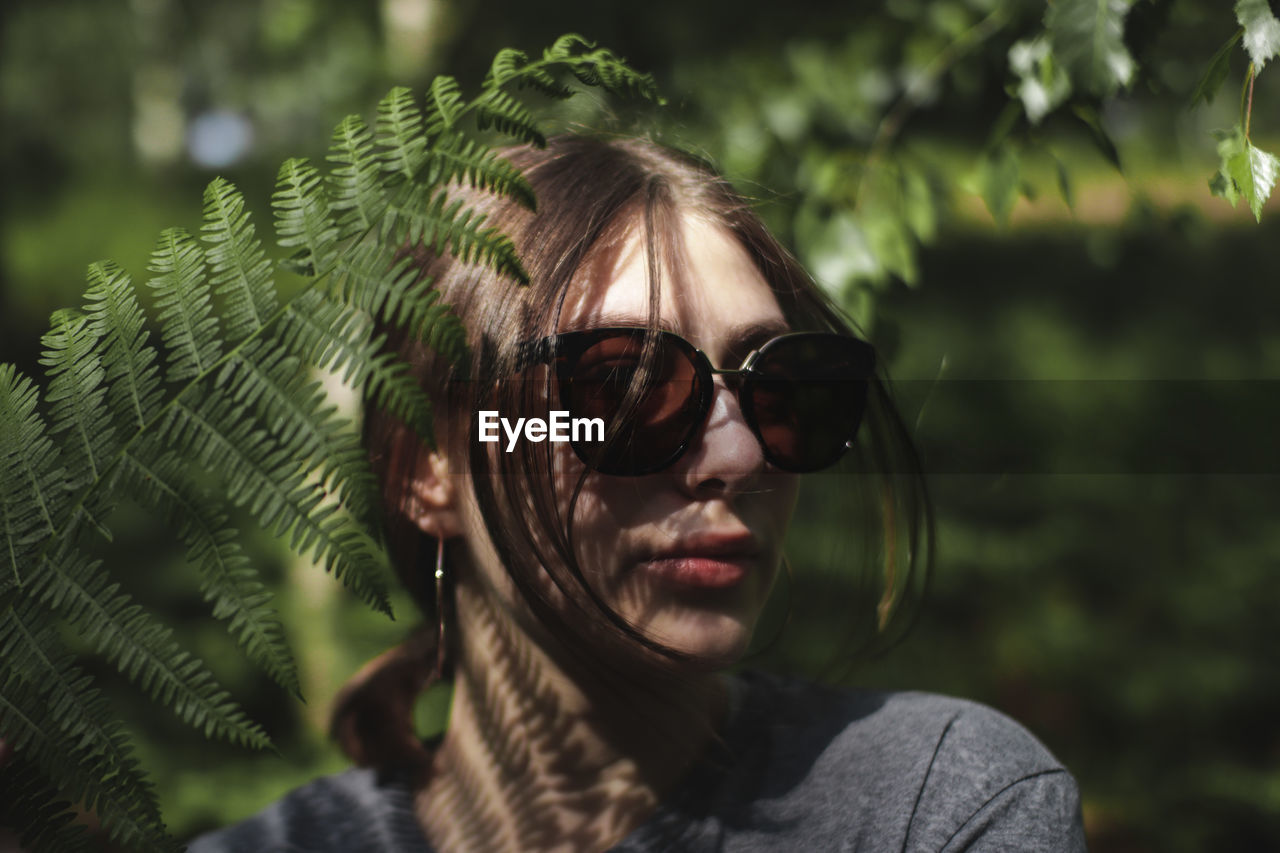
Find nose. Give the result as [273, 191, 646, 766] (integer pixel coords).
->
[674, 378, 766, 497]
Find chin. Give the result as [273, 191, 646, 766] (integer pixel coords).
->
[642, 607, 758, 669]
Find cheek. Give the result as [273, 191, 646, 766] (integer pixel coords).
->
[551, 453, 620, 580]
[768, 475, 802, 535]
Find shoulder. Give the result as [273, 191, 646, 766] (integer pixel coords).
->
[186, 766, 430, 853]
[723, 672, 1086, 851]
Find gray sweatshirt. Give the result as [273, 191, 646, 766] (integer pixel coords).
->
[189, 671, 1086, 851]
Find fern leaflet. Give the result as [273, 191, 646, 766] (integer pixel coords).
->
[84, 261, 163, 434]
[376, 86, 428, 181]
[148, 229, 220, 384]
[0, 367, 67, 588]
[40, 311, 112, 488]
[328, 116, 385, 238]
[202, 178, 277, 342]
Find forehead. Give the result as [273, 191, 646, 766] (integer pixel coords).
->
[560, 213, 787, 350]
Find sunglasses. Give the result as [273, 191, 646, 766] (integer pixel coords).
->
[514, 327, 875, 476]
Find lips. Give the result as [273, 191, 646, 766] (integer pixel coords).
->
[640, 533, 761, 589]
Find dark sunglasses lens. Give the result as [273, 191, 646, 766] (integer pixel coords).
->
[564, 332, 702, 475]
[747, 336, 872, 472]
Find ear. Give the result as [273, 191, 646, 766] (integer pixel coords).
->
[403, 446, 464, 540]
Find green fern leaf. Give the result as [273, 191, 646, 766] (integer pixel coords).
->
[0, 604, 174, 850]
[364, 269, 468, 368]
[277, 292, 437, 444]
[161, 391, 392, 612]
[409, 297, 470, 370]
[275, 291, 373, 381]
[376, 86, 428, 180]
[389, 187, 527, 283]
[422, 134, 537, 209]
[0, 367, 68, 588]
[484, 47, 531, 88]
[39, 310, 112, 489]
[327, 115, 385, 237]
[148, 228, 220, 383]
[118, 439, 301, 695]
[543, 32, 596, 61]
[472, 87, 546, 147]
[83, 261, 164, 434]
[274, 158, 339, 277]
[220, 337, 381, 527]
[0, 37, 667, 849]
[325, 239, 420, 321]
[542, 34, 660, 102]
[499, 45, 577, 100]
[29, 548, 274, 746]
[423, 75, 466, 139]
[202, 178, 277, 342]
[0, 760, 93, 852]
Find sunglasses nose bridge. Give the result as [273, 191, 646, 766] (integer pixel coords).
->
[679, 367, 768, 477]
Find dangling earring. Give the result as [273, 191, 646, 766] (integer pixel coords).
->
[434, 535, 448, 677]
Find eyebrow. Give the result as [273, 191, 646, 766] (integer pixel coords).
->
[730, 319, 793, 351]
[573, 314, 792, 352]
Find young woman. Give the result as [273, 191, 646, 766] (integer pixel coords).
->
[191, 135, 1086, 852]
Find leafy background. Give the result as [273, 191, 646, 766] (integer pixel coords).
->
[2, 0, 1279, 850]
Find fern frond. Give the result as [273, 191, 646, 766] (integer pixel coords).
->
[202, 178, 277, 342]
[84, 261, 164, 434]
[472, 87, 546, 147]
[274, 158, 339, 277]
[327, 115, 385, 237]
[29, 547, 274, 747]
[353, 266, 468, 368]
[325, 238, 420, 320]
[409, 295, 471, 369]
[117, 440, 300, 695]
[0, 759, 93, 852]
[423, 75, 466, 139]
[318, 239, 465, 434]
[39, 310, 114, 495]
[543, 31, 597, 61]
[491, 47, 576, 100]
[483, 47, 531, 89]
[220, 337, 381, 527]
[376, 86, 427, 180]
[0, 366, 68, 588]
[421, 134, 537, 209]
[148, 228, 220, 383]
[390, 187, 527, 283]
[0, 604, 174, 850]
[161, 391, 392, 612]
[0, 36, 666, 850]
[278, 292, 437, 443]
[543, 34, 661, 101]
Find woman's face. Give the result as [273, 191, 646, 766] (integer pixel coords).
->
[454, 211, 800, 670]
[554, 212, 800, 666]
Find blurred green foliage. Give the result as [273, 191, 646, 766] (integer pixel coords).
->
[3, 0, 1279, 850]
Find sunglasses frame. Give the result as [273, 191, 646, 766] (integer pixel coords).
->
[514, 327, 876, 476]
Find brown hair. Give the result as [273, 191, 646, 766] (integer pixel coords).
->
[331, 134, 933, 770]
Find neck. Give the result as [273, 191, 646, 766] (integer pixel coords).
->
[416, 580, 726, 853]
